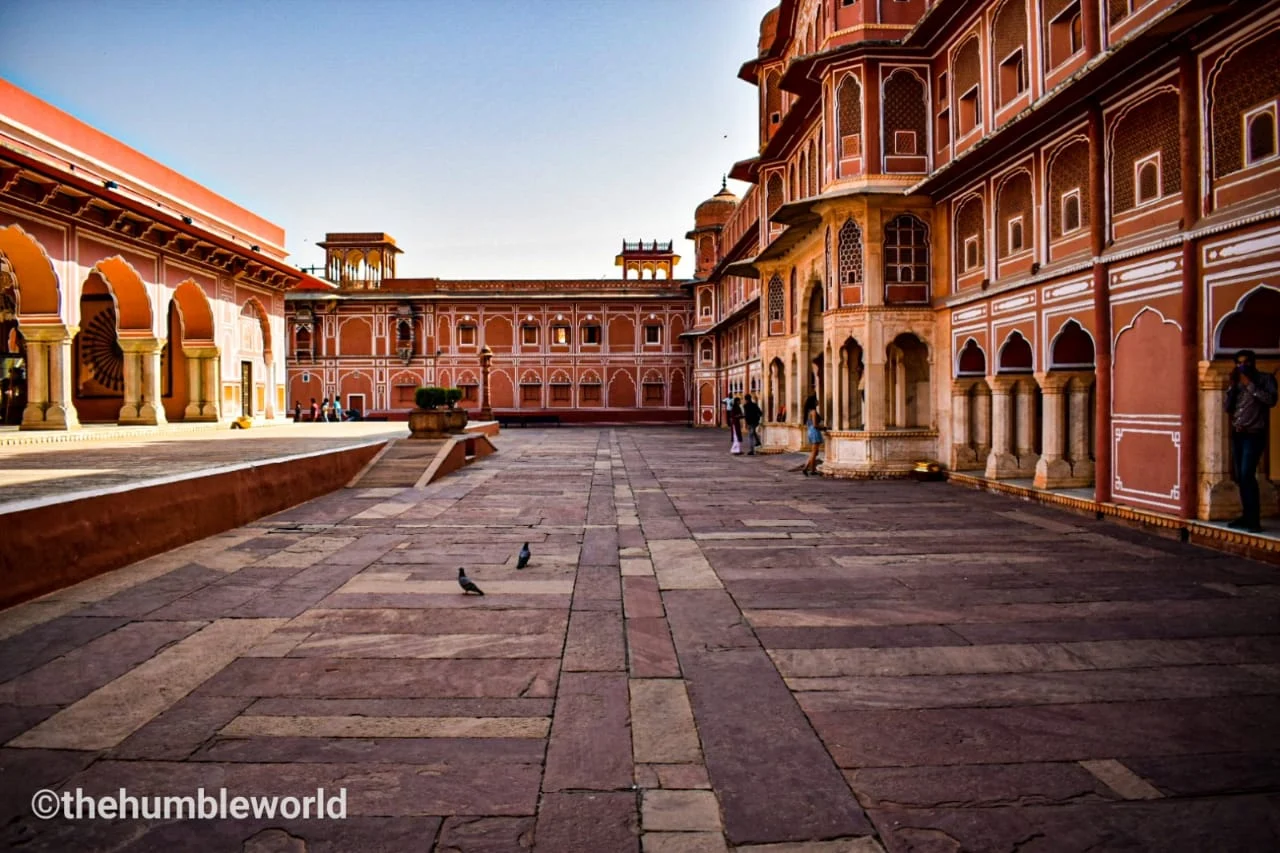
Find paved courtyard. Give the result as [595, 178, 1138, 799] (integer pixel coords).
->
[0, 427, 1277, 852]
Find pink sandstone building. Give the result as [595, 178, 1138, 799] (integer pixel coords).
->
[0, 80, 326, 429]
[686, 0, 1280, 529]
[285, 235, 693, 424]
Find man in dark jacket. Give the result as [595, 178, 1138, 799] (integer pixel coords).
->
[743, 394, 763, 455]
[1225, 350, 1278, 532]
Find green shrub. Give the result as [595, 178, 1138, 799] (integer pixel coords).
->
[414, 386, 447, 409]
[444, 387, 463, 408]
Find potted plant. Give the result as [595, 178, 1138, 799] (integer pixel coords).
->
[444, 387, 464, 409]
[408, 386, 468, 439]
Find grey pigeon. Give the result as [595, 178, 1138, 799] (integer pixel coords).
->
[457, 567, 484, 595]
[517, 542, 531, 570]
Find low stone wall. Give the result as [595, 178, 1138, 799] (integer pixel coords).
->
[0, 442, 384, 608]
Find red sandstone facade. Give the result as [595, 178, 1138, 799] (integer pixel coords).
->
[689, 0, 1280, 523]
[0, 81, 321, 429]
[286, 236, 693, 423]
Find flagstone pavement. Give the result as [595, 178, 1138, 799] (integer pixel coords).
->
[0, 427, 1277, 852]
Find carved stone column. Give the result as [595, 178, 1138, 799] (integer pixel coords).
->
[951, 379, 978, 470]
[183, 346, 220, 421]
[119, 338, 167, 425]
[204, 354, 223, 421]
[863, 355, 887, 432]
[263, 356, 277, 420]
[1197, 361, 1240, 520]
[973, 380, 992, 463]
[1013, 377, 1039, 476]
[478, 344, 494, 421]
[1034, 372, 1072, 488]
[984, 376, 1019, 478]
[19, 324, 82, 430]
[1067, 374, 1095, 486]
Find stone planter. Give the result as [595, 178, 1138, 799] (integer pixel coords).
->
[408, 408, 468, 439]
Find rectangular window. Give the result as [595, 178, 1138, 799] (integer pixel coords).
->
[520, 384, 541, 404]
[521, 325, 538, 345]
[394, 384, 417, 405]
[582, 324, 601, 345]
[1008, 216, 1025, 253]
[1048, 3, 1083, 69]
[644, 325, 662, 345]
[998, 49, 1025, 104]
[460, 384, 478, 402]
[642, 383, 664, 404]
[964, 236, 980, 271]
[841, 133, 862, 158]
[457, 324, 476, 346]
[581, 384, 601, 402]
[551, 384, 570, 402]
[958, 86, 980, 136]
[936, 109, 950, 151]
[937, 72, 949, 106]
[1062, 188, 1082, 233]
[893, 130, 917, 155]
[551, 325, 570, 345]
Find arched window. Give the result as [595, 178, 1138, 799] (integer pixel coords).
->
[767, 274, 785, 325]
[1136, 157, 1160, 205]
[1063, 192, 1082, 232]
[837, 218, 864, 286]
[766, 174, 784, 221]
[837, 74, 863, 165]
[1247, 109, 1278, 165]
[884, 214, 930, 303]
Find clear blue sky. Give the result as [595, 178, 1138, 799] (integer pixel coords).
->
[0, 0, 776, 279]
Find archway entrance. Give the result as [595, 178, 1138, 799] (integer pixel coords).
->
[0, 261, 26, 426]
[806, 286, 825, 421]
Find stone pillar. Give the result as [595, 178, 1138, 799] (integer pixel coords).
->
[863, 355, 887, 431]
[973, 380, 992, 462]
[263, 357, 277, 420]
[204, 355, 222, 421]
[183, 347, 220, 421]
[478, 344, 494, 421]
[1013, 377, 1039, 477]
[951, 379, 978, 469]
[1197, 361, 1240, 520]
[119, 338, 167, 425]
[20, 336, 47, 428]
[1067, 374, 1095, 486]
[1034, 373, 1073, 488]
[984, 376, 1019, 478]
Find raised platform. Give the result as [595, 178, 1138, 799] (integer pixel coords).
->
[948, 470, 1280, 565]
[0, 423, 408, 607]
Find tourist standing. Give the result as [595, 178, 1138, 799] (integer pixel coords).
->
[321, 397, 331, 422]
[1225, 350, 1277, 532]
[728, 397, 744, 455]
[309, 397, 319, 422]
[743, 393, 762, 455]
[293, 400, 302, 422]
[802, 393, 823, 476]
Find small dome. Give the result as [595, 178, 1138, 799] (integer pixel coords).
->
[758, 7, 780, 56]
[695, 182, 738, 228]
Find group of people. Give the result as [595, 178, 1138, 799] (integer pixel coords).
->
[293, 397, 359, 423]
[725, 391, 826, 476]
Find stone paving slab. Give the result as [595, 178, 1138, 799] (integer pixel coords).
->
[0, 428, 1277, 850]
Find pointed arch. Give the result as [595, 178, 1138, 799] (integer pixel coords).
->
[956, 337, 987, 376]
[1049, 319, 1096, 368]
[997, 330, 1034, 372]
[240, 296, 273, 364]
[0, 224, 61, 318]
[1214, 284, 1280, 354]
[170, 280, 215, 345]
[92, 256, 152, 332]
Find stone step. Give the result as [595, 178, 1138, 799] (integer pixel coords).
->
[353, 439, 446, 488]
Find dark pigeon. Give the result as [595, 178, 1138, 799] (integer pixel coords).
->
[458, 567, 484, 595]
[517, 542, 531, 570]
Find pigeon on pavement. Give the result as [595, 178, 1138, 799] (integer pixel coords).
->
[517, 542, 531, 570]
[457, 567, 484, 595]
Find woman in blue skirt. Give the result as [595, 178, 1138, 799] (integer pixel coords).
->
[802, 393, 823, 476]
